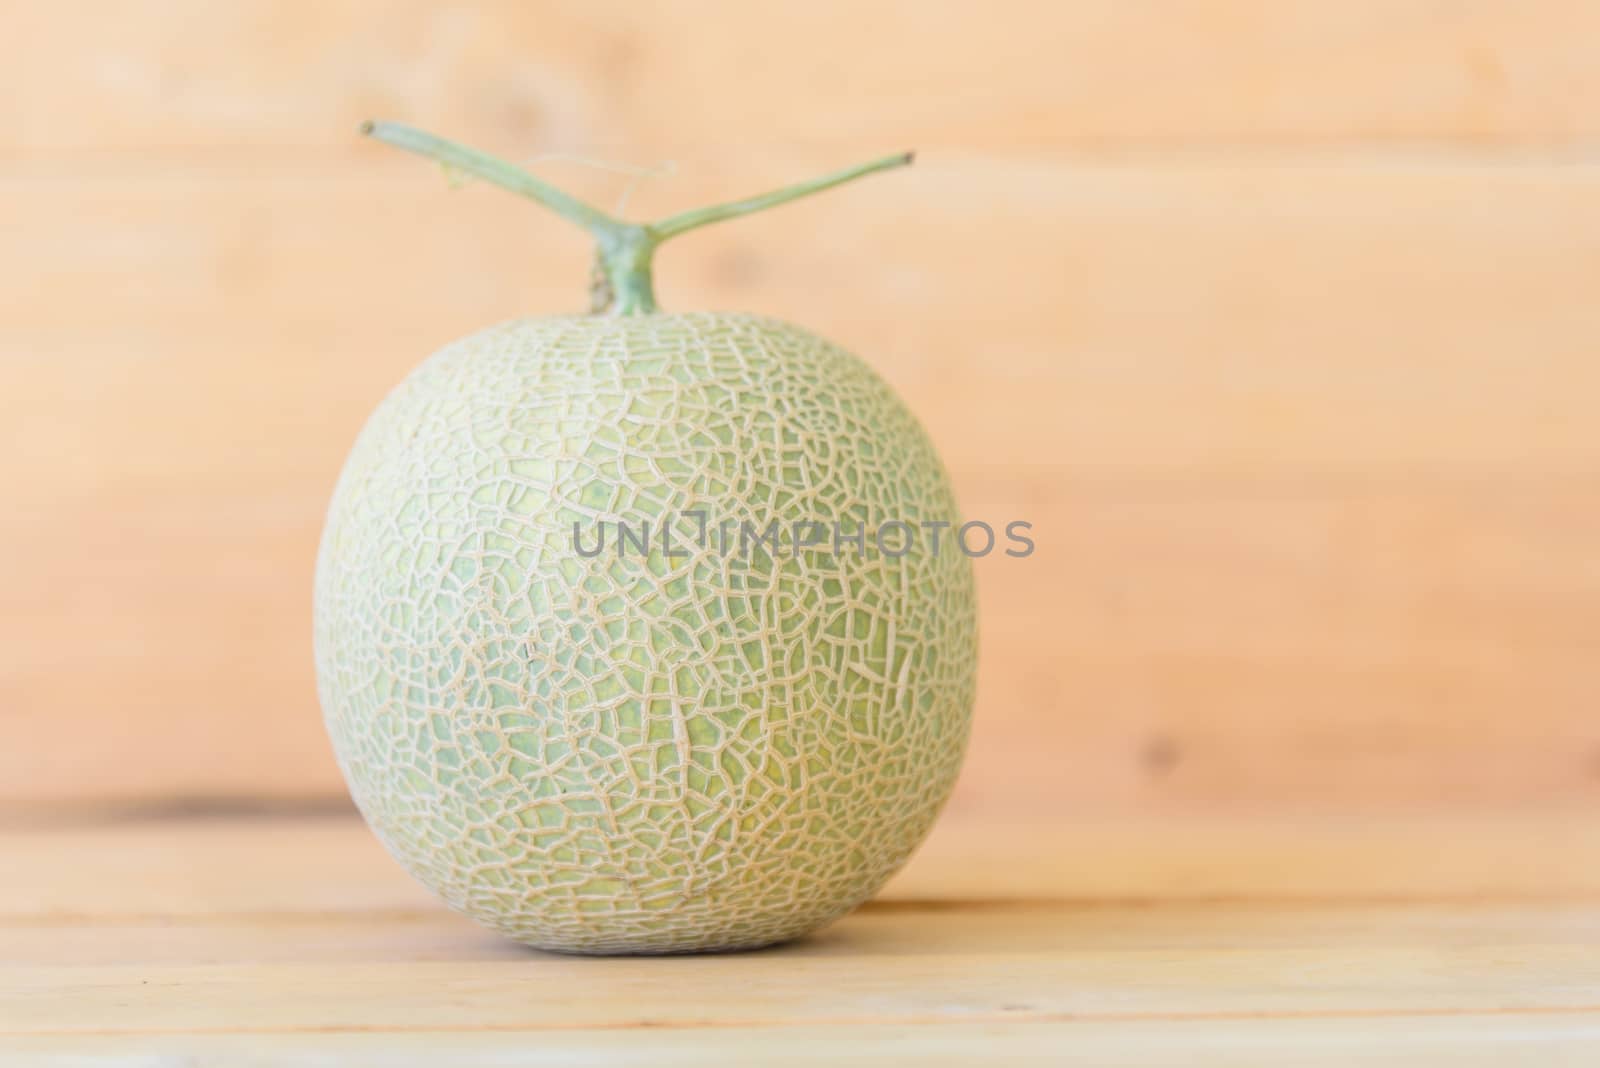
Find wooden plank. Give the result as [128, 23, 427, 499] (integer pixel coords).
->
[7, 1016, 1600, 1067]
[4, 911, 1599, 1033]
[9, 0, 1600, 158]
[10, 901, 1600, 967]
[5, 477, 1600, 806]
[6, 162, 1600, 482]
[6, 154, 1600, 810]
[8, 811, 1600, 919]
[4, 813, 1600, 1060]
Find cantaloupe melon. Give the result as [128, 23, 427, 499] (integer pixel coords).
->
[314, 123, 977, 954]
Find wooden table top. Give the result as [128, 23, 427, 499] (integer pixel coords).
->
[5, 807, 1600, 1064]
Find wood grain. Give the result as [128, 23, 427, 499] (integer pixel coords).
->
[6, 1018, 1600, 1067]
[9, 0, 1600, 158]
[10, 942, 1598, 1033]
[5, 2, 1600, 812]
[6, 478, 1600, 807]
[7, 163, 1600, 482]
[4, 811, 1600, 1062]
[10, 6, 1600, 1061]
[9, 810, 1600, 918]
[5, 160, 1600, 807]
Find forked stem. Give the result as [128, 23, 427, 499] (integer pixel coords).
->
[649, 151, 913, 241]
[361, 121, 914, 315]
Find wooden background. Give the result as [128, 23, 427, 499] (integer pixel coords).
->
[5, 0, 1600, 819]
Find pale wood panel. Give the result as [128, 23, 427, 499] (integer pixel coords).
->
[8, 164, 1600, 818]
[10, 811, 1600, 919]
[6, 15, 1600, 812]
[7, 896, 1600, 1048]
[7, 5, 1600, 1059]
[6, 163, 1600, 485]
[9, 0, 1600, 159]
[8, 1017, 1600, 1068]
[6, 813, 1600, 1060]
[6, 479, 1600, 806]
[6, 922, 1600, 1032]
[16, 902, 1600, 967]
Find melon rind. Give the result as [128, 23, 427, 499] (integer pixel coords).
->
[314, 312, 977, 953]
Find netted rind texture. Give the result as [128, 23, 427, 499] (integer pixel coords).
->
[314, 312, 977, 953]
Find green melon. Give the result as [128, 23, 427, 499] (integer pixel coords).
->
[315, 123, 978, 954]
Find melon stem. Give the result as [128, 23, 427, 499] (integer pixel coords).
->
[647, 151, 914, 241]
[361, 120, 914, 316]
[361, 121, 621, 236]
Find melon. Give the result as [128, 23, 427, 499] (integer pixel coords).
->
[315, 122, 978, 954]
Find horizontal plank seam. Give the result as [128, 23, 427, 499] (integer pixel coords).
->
[9, 798, 1600, 831]
[10, 894, 1600, 926]
[0, 798, 359, 829]
[6, 143, 1600, 173]
[11, 1004, 1600, 1038]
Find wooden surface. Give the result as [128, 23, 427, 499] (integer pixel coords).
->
[6, 3, 1600, 811]
[8, 6, 1599, 1060]
[5, 807, 1600, 1063]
